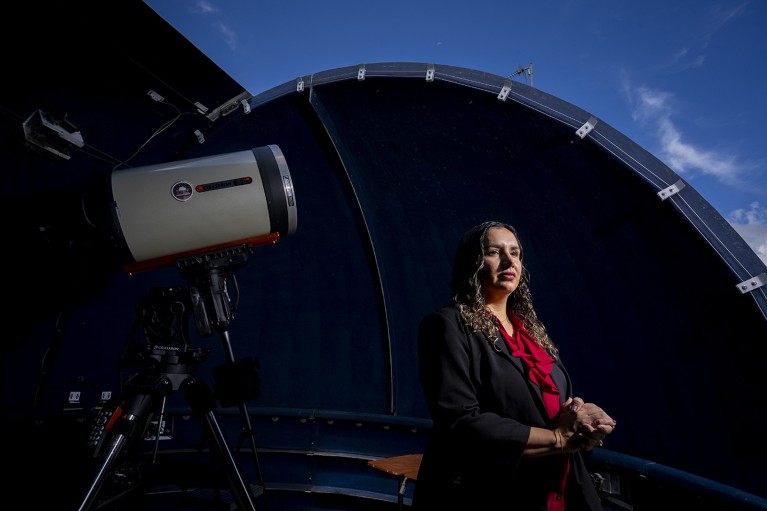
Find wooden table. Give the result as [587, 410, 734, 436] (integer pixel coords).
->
[368, 454, 422, 510]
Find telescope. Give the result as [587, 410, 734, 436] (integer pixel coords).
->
[75, 145, 297, 510]
[84, 144, 296, 273]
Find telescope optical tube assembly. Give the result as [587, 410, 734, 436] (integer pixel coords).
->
[107, 145, 296, 267]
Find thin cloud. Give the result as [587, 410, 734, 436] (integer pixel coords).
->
[684, 54, 706, 70]
[668, 48, 688, 65]
[656, 117, 737, 182]
[662, 3, 745, 73]
[662, 46, 705, 72]
[711, 3, 748, 33]
[631, 86, 740, 185]
[215, 21, 237, 50]
[192, 1, 237, 51]
[195, 1, 218, 14]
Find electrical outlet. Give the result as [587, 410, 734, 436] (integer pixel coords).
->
[68, 391, 81, 403]
[101, 391, 112, 401]
[147, 90, 164, 102]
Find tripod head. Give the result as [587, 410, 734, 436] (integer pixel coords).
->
[135, 286, 209, 382]
[125, 243, 261, 403]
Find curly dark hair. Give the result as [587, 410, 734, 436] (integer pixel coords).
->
[450, 221, 558, 358]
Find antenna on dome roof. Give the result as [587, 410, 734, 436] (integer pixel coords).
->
[509, 63, 534, 87]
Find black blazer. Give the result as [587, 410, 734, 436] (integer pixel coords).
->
[413, 305, 603, 511]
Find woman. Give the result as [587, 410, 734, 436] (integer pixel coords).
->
[413, 221, 616, 510]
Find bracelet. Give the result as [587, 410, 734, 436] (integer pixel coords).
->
[556, 430, 565, 455]
[553, 429, 565, 455]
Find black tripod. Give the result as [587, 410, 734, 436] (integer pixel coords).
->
[77, 246, 268, 511]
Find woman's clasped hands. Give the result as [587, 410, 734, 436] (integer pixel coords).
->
[555, 396, 616, 452]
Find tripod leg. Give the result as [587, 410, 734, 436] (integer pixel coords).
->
[201, 410, 259, 511]
[236, 400, 267, 491]
[219, 330, 270, 510]
[77, 374, 171, 511]
[77, 431, 130, 511]
[151, 394, 168, 464]
[183, 375, 258, 511]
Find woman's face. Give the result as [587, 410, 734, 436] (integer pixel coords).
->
[479, 227, 522, 300]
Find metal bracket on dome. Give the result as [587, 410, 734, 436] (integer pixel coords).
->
[736, 273, 767, 294]
[426, 64, 435, 82]
[575, 116, 597, 139]
[498, 80, 512, 101]
[357, 64, 366, 81]
[296, 77, 305, 93]
[657, 179, 686, 200]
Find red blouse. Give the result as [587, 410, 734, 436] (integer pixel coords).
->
[499, 313, 570, 511]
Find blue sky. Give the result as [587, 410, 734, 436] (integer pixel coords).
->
[146, 0, 767, 264]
